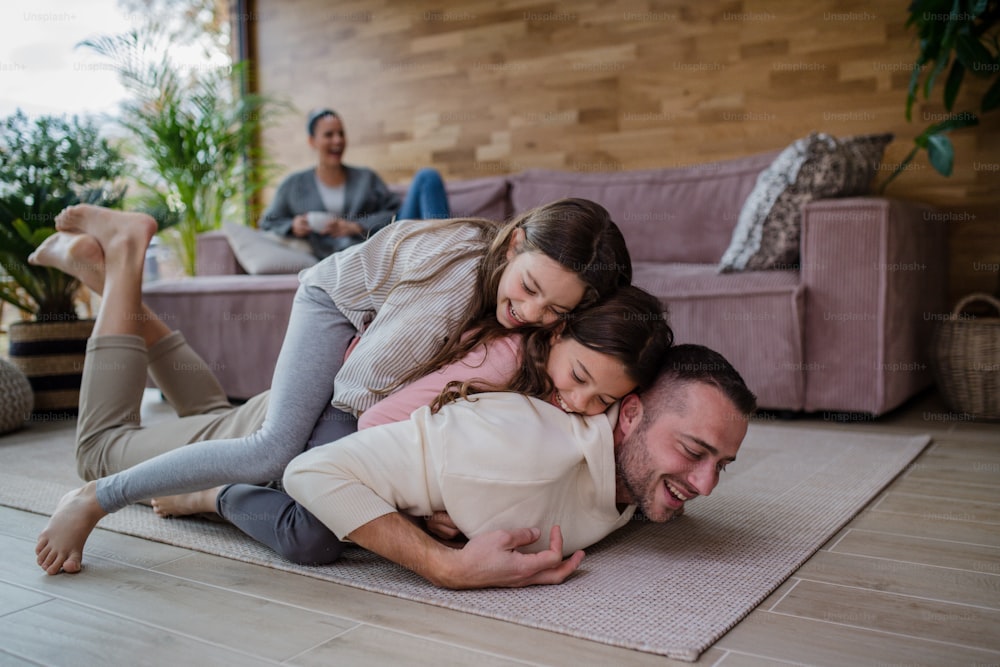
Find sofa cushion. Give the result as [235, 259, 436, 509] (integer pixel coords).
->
[446, 176, 510, 221]
[222, 222, 317, 275]
[632, 261, 806, 410]
[508, 153, 776, 264]
[391, 175, 511, 221]
[718, 132, 892, 273]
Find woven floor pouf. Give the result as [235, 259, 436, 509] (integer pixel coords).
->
[0, 357, 33, 435]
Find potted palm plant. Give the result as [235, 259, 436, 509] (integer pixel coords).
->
[78, 26, 281, 276]
[0, 110, 127, 414]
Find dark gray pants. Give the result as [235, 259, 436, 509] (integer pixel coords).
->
[215, 404, 356, 565]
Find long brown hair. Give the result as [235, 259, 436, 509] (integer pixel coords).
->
[379, 198, 632, 394]
[430, 285, 674, 411]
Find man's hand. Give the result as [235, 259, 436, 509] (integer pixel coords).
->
[439, 526, 585, 590]
[348, 514, 584, 590]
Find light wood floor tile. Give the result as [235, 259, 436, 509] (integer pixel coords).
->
[712, 652, 807, 666]
[0, 506, 197, 571]
[830, 528, 1000, 573]
[946, 419, 1000, 439]
[0, 533, 357, 662]
[874, 492, 1000, 525]
[845, 507, 1000, 547]
[153, 552, 700, 666]
[0, 600, 277, 666]
[926, 436, 1000, 459]
[888, 475, 1000, 503]
[900, 443, 1000, 487]
[289, 624, 532, 666]
[772, 579, 1000, 651]
[795, 550, 1000, 609]
[0, 582, 49, 616]
[714, 610, 1000, 666]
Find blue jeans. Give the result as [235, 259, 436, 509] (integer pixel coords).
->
[397, 168, 450, 220]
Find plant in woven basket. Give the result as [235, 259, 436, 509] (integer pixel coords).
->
[0, 110, 127, 322]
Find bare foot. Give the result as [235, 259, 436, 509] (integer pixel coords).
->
[54, 204, 157, 260]
[35, 482, 108, 575]
[151, 486, 223, 518]
[28, 231, 106, 293]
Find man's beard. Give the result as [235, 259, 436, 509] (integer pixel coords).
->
[615, 418, 664, 521]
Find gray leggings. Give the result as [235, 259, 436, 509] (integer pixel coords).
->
[95, 284, 359, 512]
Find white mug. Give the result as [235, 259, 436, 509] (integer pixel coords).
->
[306, 211, 335, 232]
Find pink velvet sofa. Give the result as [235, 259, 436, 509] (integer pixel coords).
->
[142, 153, 947, 416]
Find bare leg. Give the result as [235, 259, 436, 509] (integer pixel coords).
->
[28, 226, 170, 349]
[34, 205, 158, 574]
[151, 486, 224, 518]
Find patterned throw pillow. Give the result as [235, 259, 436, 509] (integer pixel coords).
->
[718, 132, 893, 272]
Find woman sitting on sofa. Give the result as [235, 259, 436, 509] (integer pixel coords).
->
[260, 107, 451, 259]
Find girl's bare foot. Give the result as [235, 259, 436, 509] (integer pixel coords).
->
[54, 204, 157, 260]
[35, 482, 108, 575]
[28, 231, 106, 293]
[151, 486, 224, 518]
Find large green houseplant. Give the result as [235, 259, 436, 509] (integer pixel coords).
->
[0, 110, 127, 413]
[880, 0, 999, 191]
[0, 110, 127, 320]
[887, 1, 1000, 419]
[79, 26, 281, 276]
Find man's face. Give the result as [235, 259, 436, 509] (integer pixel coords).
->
[614, 382, 748, 522]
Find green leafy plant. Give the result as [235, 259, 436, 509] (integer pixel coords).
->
[79, 26, 283, 275]
[880, 0, 999, 191]
[0, 111, 126, 322]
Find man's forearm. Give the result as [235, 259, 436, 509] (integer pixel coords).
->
[349, 513, 585, 590]
[348, 513, 454, 587]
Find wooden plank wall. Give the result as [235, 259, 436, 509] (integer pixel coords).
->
[249, 0, 1000, 304]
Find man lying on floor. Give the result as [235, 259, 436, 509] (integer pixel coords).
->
[284, 343, 756, 589]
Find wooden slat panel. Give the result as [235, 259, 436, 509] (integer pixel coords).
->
[250, 0, 998, 316]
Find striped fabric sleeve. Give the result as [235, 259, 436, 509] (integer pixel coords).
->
[301, 220, 490, 416]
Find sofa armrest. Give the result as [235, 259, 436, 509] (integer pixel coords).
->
[800, 197, 947, 414]
[196, 231, 245, 276]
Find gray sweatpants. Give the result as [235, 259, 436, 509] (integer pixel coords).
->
[93, 284, 358, 513]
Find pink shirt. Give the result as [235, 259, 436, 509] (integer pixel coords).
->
[358, 334, 522, 429]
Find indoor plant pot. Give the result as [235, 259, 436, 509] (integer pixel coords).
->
[930, 293, 1000, 420]
[7, 318, 95, 415]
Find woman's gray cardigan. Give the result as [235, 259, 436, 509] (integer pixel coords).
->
[259, 165, 401, 258]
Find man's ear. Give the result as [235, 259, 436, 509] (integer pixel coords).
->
[616, 393, 644, 438]
[505, 227, 526, 261]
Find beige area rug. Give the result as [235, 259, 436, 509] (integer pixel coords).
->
[0, 417, 930, 661]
